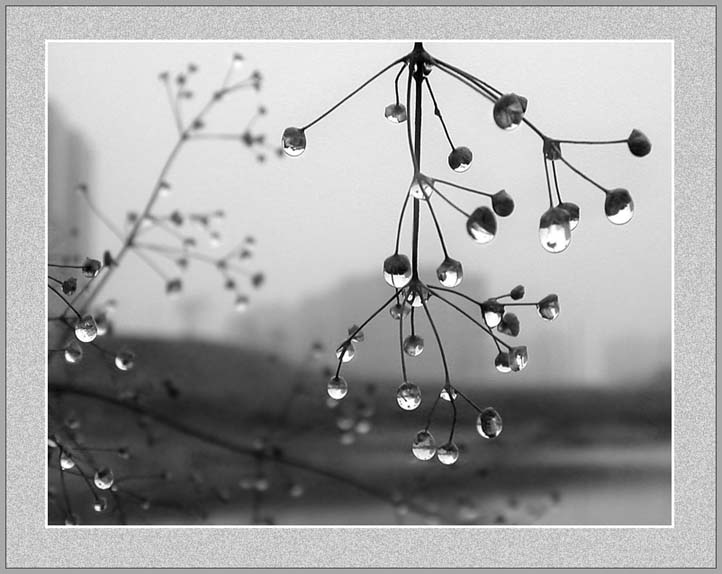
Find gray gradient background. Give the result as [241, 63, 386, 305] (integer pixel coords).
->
[6, 4, 715, 569]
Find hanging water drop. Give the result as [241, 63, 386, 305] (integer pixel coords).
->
[437, 442, 460, 465]
[558, 202, 580, 231]
[403, 335, 424, 357]
[93, 467, 114, 490]
[384, 103, 407, 123]
[494, 352, 512, 373]
[448, 146, 473, 172]
[389, 302, 410, 320]
[605, 188, 634, 225]
[383, 253, 412, 288]
[497, 313, 520, 337]
[436, 257, 463, 288]
[93, 497, 108, 513]
[81, 258, 102, 278]
[114, 349, 136, 371]
[74, 315, 98, 343]
[537, 294, 560, 321]
[440, 386, 458, 402]
[539, 206, 572, 253]
[481, 300, 504, 328]
[476, 407, 503, 439]
[64, 341, 83, 364]
[327, 375, 348, 400]
[466, 207, 497, 244]
[59, 452, 75, 470]
[509, 346, 529, 371]
[282, 127, 306, 157]
[493, 93, 527, 130]
[412, 430, 436, 461]
[335, 342, 355, 363]
[396, 381, 422, 410]
[491, 190, 515, 217]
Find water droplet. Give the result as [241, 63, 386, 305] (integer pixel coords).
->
[383, 253, 412, 288]
[234, 294, 250, 313]
[605, 188, 634, 225]
[166, 278, 183, 296]
[493, 93, 527, 130]
[436, 257, 463, 288]
[335, 342, 355, 363]
[62, 277, 77, 295]
[74, 315, 98, 343]
[64, 341, 83, 364]
[94, 312, 110, 336]
[448, 146, 473, 172]
[47, 436, 58, 449]
[409, 174, 434, 200]
[509, 346, 528, 371]
[437, 442, 460, 465]
[60, 452, 75, 470]
[440, 386, 457, 401]
[536, 294, 560, 321]
[627, 129, 651, 157]
[114, 349, 135, 371]
[481, 300, 504, 328]
[325, 397, 339, 409]
[117, 447, 130, 459]
[497, 313, 520, 337]
[404, 282, 430, 308]
[412, 430, 436, 460]
[558, 202, 580, 231]
[232, 52, 244, 67]
[93, 496, 108, 512]
[466, 207, 497, 244]
[396, 381, 422, 410]
[81, 258, 102, 278]
[282, 127, 306, 157]
[348, 324, 365, 343]
[476, 407, 503, 439]
[389, 302, 410, 320]
[491, 190, 515, 217]
[539, 207, 572, 253]
[403, 335, 424, 357]
[327, 375, 348, 400]
[93, 467, 114, 490]
[494, 351, 511, 373]
[384, 103, 407, 123]
[510, 284, 525, 300]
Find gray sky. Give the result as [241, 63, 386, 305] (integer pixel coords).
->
[48, 41, 672, 386]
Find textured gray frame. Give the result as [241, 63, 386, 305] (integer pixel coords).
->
[6, 5, 714, 568]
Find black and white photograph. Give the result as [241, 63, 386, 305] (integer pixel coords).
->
[45, 39, 672, 527]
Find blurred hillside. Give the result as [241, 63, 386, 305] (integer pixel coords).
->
[49, 335, 671, 526]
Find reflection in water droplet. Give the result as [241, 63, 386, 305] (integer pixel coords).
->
[481, 300, 504, 328]
[327, 375, 348, 400]
[539, 207, 572, 253]
[436, 257, 463, 288]
[282, 127, 306, 157]
[403, 335, 424, 357]
[384, 103, 407, 124]
[64, 341, 83, 364]
[537, 294, 560, 321]
[494, 352, 512, 373]
[60, 452, 75, 470]
[558, 201, 580, 231]
[448, 146, 473, 172]
[605, 188, 634, 225]
[412, 430, 436, 461]
[335, 342, 355, 363]
[383, 254, 412, 288]
[439, 386, 458, 402]
[476, 407, 503, 439]
[93, 467, 114, 490]
[114, 349, 135, 371]
[437, 442, 460, 465]
[396, 381, 422, 410]
[509, 346, 528, 372]
[74, 316, 98, 343]
[466, 207, 497, 244]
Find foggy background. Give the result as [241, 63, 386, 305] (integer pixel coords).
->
[47, 41, 672, 525]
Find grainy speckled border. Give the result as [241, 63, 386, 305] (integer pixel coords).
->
[6, 5, 715, 568]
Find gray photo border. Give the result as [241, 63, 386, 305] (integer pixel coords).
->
[5, 4, 715, 569]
